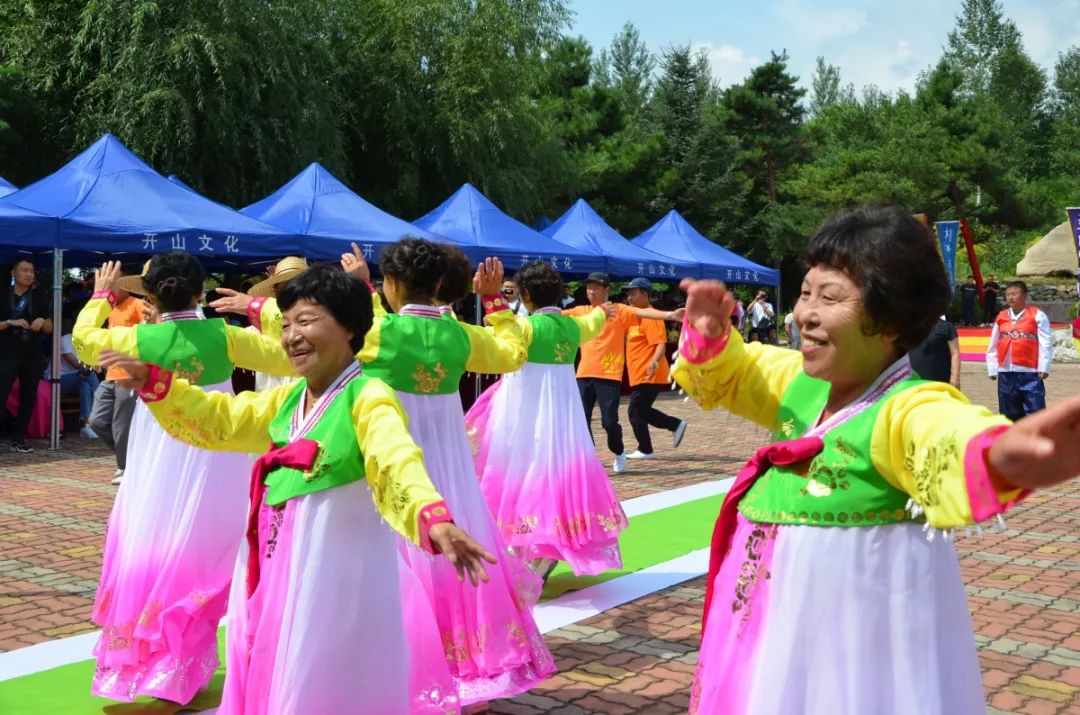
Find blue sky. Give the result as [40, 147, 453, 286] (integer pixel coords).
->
[567, 0, 1080, 94]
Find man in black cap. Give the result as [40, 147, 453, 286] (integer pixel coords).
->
[563, 272, 683, 474]
[623, 278, 687, 460]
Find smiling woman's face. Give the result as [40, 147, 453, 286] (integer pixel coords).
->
[280, 299, 355, 382]
[793, 266, 899, 393]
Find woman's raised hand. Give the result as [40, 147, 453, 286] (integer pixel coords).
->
[473, 257, 504, 296]
[341, 242, 371, 282]
[93, 261, 123, 293]
[679, 279, 735, 339]
[209, 288, 252, 316]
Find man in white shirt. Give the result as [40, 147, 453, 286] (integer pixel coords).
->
[47, 319, 100, 439]
[986, 281, 1053, 421]
[502, 279, 530, 318]
[749, 290, 775, 342]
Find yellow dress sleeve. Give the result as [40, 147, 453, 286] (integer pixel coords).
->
[225, 325, 294, 376]
[143, 379, 291, 453]
[570, 307, 607, 342]
[72, 298, 139, 366]
[671, 328, 804, 430]
[870, 382, 1019, 529]
[463, 310, 527, 374]
[353, 378, 446, 546]
[356, 315, 385, 364]
[255, 298, 284, 341]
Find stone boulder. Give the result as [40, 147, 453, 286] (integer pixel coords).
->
[1017, 222, 1079, 276]
[1052, 327, 1079, 363]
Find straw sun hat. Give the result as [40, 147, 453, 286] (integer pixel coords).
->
[113, 260, 151, 296]
[248, 256, 309, 297]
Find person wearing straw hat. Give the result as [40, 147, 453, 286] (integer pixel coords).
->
[234, 256, 309, 391]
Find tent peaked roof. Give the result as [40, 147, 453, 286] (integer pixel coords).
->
[6, 133, 301, 260]
[0, 176, 16, 198]
[544, 199, 699, 279]
[413, 183, 604, 272]
[633, 210, 779, 285]
[241, 162, 442, 261]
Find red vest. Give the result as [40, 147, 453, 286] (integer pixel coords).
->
[995, 306, 1039, 369]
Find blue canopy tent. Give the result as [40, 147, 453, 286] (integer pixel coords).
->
[2, 134, 305, 448]
[242, 163, 445, 264]
[544, 199, 700, 279]
[0, 177, 17, 198]
[4, 134, 303, 268]
[413, 183, 605, 274]
[632, 210, 779, 285]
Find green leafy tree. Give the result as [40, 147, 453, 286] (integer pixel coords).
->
[594, 22, 655, 121]
[808, 56, 854, 117]
[944, 0, 1022, 95]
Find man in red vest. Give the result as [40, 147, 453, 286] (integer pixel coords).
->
[986, 281, 1053, 421]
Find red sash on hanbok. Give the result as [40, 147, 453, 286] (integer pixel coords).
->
[245, 438, 319, 597]
[702, 436, 824, 629]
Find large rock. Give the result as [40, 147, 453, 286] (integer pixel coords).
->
[1017, 222, 1079, 276]
[1052, 327, 1079, 363]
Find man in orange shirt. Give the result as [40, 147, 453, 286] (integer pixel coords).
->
[564, 273, 681, 474]
[623, 278, 687, 459]
[88, 281, 147, 484]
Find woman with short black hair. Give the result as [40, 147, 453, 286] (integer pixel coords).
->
[675, 205, 1080, 714]
[99, 262, 494, 715]
[72, 252, 296, 704]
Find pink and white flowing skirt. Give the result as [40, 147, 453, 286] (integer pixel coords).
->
[213, 480, 433, 715]
[691, 515, 987, 715]
[397, 392, 556, 706]
[91, 381, 249, 703]
[465, 363, 626, 575]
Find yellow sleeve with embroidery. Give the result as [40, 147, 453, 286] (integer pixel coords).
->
[571, 307, 608, 343]
[256, 298, 285, 341]
[144, 379, 291, 454]
[353, 379, 445, 546]
[72, 298, 139, 366]
[871, 382, 1018, 529]
[463, 310, 527, 374]
[671, 328, 804, 430]
[224, 324, 294, 376]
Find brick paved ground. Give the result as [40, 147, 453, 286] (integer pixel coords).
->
[1, 362, 1078, 713]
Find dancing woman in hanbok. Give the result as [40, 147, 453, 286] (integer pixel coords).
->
[673, 206, 1080, 715]
[243, 240, 556, 706]
[465, 260, 628, 576]
[98, 263, 495, 715]
[72, 253, 294, 704]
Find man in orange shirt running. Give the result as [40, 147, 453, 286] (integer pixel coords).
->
[623, 278, 687, 460]
[563, 273, 681, 474]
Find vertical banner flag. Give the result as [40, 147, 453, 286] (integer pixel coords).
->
[1067, 208, 1080, 301]
[935, 220, 960, 292]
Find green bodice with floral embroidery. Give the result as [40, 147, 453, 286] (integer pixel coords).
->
[363, 314, 470, 395]
[738, 372, 922, 527]
[264, 377, 369, 505]
[136, 319, 233, 386]
[527, 313, 581, 365]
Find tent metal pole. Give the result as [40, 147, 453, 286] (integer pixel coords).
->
[49, 249, 63, 451]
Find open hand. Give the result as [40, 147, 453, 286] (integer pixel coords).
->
[94, 261, 123, 293]
[988, 393, 1080, 490]
[99, 351, 151, 390]
[669, 307, 686, 322]
[679, 279, 735, 339]
[428, 522, 498, 586]
[340, 242, 371, 281]
[473, 257, 504, 296]
[209, 288, 252, 316]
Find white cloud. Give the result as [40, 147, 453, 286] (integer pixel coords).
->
[774, 2, 868, 43]
[691, 42, 761, 87]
